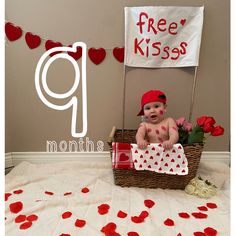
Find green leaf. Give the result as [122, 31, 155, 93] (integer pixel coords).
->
[188, 125, 204, 144]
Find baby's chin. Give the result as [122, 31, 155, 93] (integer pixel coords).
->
[146, 116, 161, 124]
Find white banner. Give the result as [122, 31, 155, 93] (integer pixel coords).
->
[124, 6, 204, 68]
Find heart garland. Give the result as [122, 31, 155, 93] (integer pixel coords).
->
[5, 21, 126, 64]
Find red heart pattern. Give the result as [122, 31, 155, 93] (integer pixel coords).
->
[5, 22, 22, 41]
[25, 32, 41, 49]
[113, 47, 124, 63]
[88, 48, 106, 65]
[45, 40, 63, 57]
[131, 143, 188, 175]
[67, 45, 82, 60]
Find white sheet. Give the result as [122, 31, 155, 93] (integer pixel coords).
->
[5, 159, 230, 236]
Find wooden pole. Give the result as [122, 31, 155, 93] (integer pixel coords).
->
[121, 66, 127, 141]
[188, 66, 198, 122]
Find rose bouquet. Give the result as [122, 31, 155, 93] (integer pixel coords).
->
[175, 116, 224, 145]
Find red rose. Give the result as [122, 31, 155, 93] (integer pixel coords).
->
[211, 126, 224, 136]
[196, 116, 208, 126]
[203, 123, 214, 133]
[204, 117, 216, 126]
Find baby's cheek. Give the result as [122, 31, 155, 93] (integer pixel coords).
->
[159, 110, 164, 115]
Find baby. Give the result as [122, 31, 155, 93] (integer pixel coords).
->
[136, 90, 179, 150]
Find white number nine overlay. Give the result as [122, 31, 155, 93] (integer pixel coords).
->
[35, 42, 87, 137]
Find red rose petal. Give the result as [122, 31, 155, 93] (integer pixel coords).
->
[164, 218, 175, 226]
[9, 201, 23, 214]
[139, 211, 149, 219]
[192, 212, 208, 219]
[64, 192, 72, 196]
[62, 211, 72, 219]
[75, 219, 86, 228]
[5, 193, 12, 201]
[198, 206, 208, 211]
[193, 232, 206, 236]
[13, 189, 23, 194]
[128, 232, 139, 236]
[178, 212, 190, 218]
[117, 210, 127, 218]
[206, 203, 217, 209]
[131, 216, 144, 223]
[15, 214, 26, 223]
[26, 214, 38, 222]
[81, 187, 89, 193]
[204, 227, 217, 236]
[177, 233, 182, 236]
[98, 204, 110, 215]
[45, 191, 54, 195]
[144, 199, 155, 208]
[19, 221, 32, 230]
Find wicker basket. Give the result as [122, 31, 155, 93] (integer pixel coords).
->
[108, 127, 204, 189]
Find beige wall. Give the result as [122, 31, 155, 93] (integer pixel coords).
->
[5, 0, 230, 152]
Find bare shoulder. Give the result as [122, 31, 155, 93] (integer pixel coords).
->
[166, 117, 176, 124]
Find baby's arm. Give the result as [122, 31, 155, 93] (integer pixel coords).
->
[162, 118, 179, 150]
[136, 123, 149, 149]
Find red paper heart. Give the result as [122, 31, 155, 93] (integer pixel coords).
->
[178, 212, 190, 218]
[180, 19, 186, 26]
[177, 155, 181, 158]
[204, 227, 217, 236]
[98, 203, 110, 215]
[178, 145, 182, 149]
[164, 163, 168, 167]
[119, 153, 129, 161]
[128, 232, 139, 236]
[139, 211, 149, 219]
[25, 32, 41, 49]
[206, 203, 217, 209]
[113, 47, 124, 63]
[68, 45, 82, 60]
[5, 193, 12, 201]
[154, 161, 158, 165]
[64, 192, 72, 196]
[101, 222, 116, 232]
[170, 168, 174, 172]
[176, 164, 180, 168]
[75, 219, 86, 228]
[172, 149, 176, 153]
[117, 210, 127, 218]
[88, 48, 106, 65]
[144, 199, 155, 208]
[198, 206, 208, 211]
[171, 159, 175, 162]
[15, 214, 26, 223]
[161, 126, 167, 131]
[192, 212, 208, 219]
[151, 147, 155, 150]
[19, 221, 32, 230]
[156, 153, 160, 156]
[81, 187, 89, 193]
[140, 155, 143, 158]
[135, 150, 138, 153]
[62, 211, 72, 219]
[27, 214, 38, 222]
[139, 164, 142, 168]
[144, 160, 147, 163]
[9, 201, 23, 214]
[131, 216, 144, 223]
[5, 22, 22, 41]
[145, 150, 149, 154]
[60, 234, 71, 236]
[150, 156, 153, 159]
[166, 154, 170, 157]
[45, 40, 63, 57]
[13, 189, 23, 194]
[134, 159, 138, 163]
[164, 218, 174, 226]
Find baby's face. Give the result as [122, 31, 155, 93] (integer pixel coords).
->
[143, 101, 166, 124]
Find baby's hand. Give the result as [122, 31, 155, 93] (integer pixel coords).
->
[137, 140, 149, 149]
[162, 140, 174, 150]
